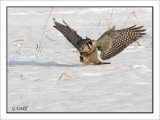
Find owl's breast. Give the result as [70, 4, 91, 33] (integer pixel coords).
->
[80, 48, 98, 65]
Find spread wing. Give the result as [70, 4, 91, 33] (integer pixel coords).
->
[95, 25, 146, 60]
[53, 19, 82, 50]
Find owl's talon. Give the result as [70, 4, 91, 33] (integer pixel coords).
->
[102, 62, 111, 64]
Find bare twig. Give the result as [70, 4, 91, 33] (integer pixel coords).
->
[109, 8, 113, 29]
[58, 73, 64, 80]
[97, 17, 110, 33]
[97, 19, 102, 32]
[122, 8, 142, 46]
[64, 73, 72, 79]
[58, 73, 72, 81]
[20, 73, 23, 80]
[12, 39, 24, 42]
[132, 9, 141, 46]
[73, 50, 80, 57]
[44, 32, 56, 41]
[8, 56, 15, 66]
[122, 8, 135, 28]
[132, 10, 139, 23]
[15, 44, 23, 54]
[36, 7, 54, 54]
[136, 41, 141, 46]
[142, 39, 144, 46]
[104, 17, 110, 30]
[9, 42, 24, 66]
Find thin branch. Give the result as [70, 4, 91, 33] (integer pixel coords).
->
[44, 32, 56, 41]
[8, 56, 15, 66]
[37, 7, 54, 54]
[20, 73, 23, 80]
[58, 73, 64, 81]
[104, 17, 110, 30]
[12, 39, 24, 42]
[73, 50, 80, 57]
[97, 17, 110, 33]
[122, 8, 135, 28]
[16, 44, 23, 54]
[64, 73, 72, 79]
[9, 43, 24, 66]
[97, 19, 102, 33]
[109, 8, 113, 29]
[132, 10, 139, 23]
[58, 73, 72, 81]
[136, 41, 141, 46]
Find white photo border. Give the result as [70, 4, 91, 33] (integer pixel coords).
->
[1, 0, 159, 120]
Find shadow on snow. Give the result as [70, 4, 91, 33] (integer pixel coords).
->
[8, 60, 84, 67]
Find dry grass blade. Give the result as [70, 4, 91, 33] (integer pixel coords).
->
[104, 17, 110, 30]
[142, 39, 144, 46]
[97, 19, 102, 32]
[58, 73, 64, 81]
[18, 44, 23, 54]
[44, 32, 56, 41]
[123, 8, 141, 46]
[12, 39, 24, 42]
[109, 8, 113, 29]
[8, 56, 15, 66]
[58, 73, 72, 81]
[97, 17, 110, 32]
[64, 73, 72, 79]
[20, 73, 23, 80]
[136, 40, 141, 46]
[64, 75, 68, 80]
[9, 42, 24, 66]
[132, 10, 139, 22]
[35, 43, 39, 53]
[15, 44, 23, 54]
[37, 7, 54, 54]
[122, 8, 135, 28]
[73, 50, 80, 57]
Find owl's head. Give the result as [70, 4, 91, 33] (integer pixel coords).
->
[79, 39, 95, 54]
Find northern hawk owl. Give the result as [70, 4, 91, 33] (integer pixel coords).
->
[53, 18, 146, 65]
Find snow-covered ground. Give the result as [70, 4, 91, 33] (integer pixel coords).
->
[7, 7, 152, 112]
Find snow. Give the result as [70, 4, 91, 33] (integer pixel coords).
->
[7, 7, 152, 112]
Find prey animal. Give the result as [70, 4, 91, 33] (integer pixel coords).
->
[53, 18, 146, 65]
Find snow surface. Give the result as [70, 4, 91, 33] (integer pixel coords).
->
[7, 7, 152, 112]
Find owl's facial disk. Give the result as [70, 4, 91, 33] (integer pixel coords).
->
[80, 40, 95, 54]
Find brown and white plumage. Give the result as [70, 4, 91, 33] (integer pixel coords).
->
[54, 20, 87, 50]
[53, 19, 146, 65]
[95, 25, 146, 60]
